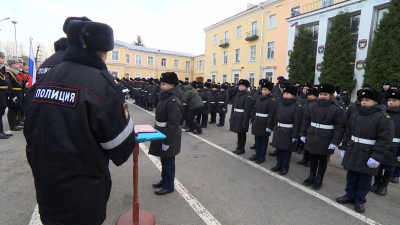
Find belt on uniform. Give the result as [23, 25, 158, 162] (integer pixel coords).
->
[218, 101, 225, 104]
[12, 88, 22, 90]
[155, 121, 167, 128]
[256, 113, 268, 118]
[234, 108, 244, 113]
[202, 101, 206, 103]
[183, 103, 187, 105]
[0, 86, 8, 89]
[211, 102, 215, 104]
[311, 122, 334, 129]
[278, 123, 293, 128]
[351, 136, 376, 145]
[393, 138, 400, 143]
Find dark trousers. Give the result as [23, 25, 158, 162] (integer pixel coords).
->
[255, 135, 269, 158]
[210, 112, 216, 123]
[161, 156, 175, 189]
[188, 108, 202, 131]
[276, 149, 292, 170]
[345, 169, 372, 204]
[0, 107, 5, 132]
[134, 96, 139, 104]
[218, 113, 226, 125]
[310, 154, 328, 180]
[237, 133, 246, 149]
[7, 107, 19, 129]
[394, 165, 400, 178]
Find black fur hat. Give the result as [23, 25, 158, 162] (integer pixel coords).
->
[260, 80, 273, 91]
[391, 84, 398, 88]
[54, 37, 68, 52]
[67, 20, 114, 52]
[238, 79, 250, 88]
[303, 83, 313, 89]
[358, 88, 382, 104]
[335, 85, 340, 94]
[63, 16, 92, 34]
[363, 84, 371, 88]
[318, 83, 335, 94]
[205, 83, 212, 89]
[282, 85, 297, 96]
[258, 79, 267, 86]
[160, 72, 179, 86]
[197, 83, 204, 89]
[307, 88, 319, 97]
[221, 84, 228, 90]
[207, 79, 212, 82]
[280, 80, 291, 88]
[212, 84, 218, 89]
[385, 89, 400, 100]
[382, 81, 391, 86]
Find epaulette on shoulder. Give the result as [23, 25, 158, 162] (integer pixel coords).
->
[298, 104, 302, 107]
[333, 103, 343, 110]
[272, 98, 275, 101]
[381, 111, 390, 119]
[172, 98, 176, 102]
[101, 70, 117, 88]
[248, 95, 252, 98]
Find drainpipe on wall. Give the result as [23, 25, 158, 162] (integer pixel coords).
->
[191, 57, 194, 82]
[124, 46, 127, 79]
[156, 50, 160, 79]
[258, 6, 265, 83]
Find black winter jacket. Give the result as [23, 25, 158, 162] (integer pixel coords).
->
[216, 90, 229, 114]
[342, 105, 394, 175]
[200, 89, 212, 114]
[251, 94, 277, 136]
[36, 38, 68, 81]
[229, 90, 254, 133]
[382, 106, 400, 166]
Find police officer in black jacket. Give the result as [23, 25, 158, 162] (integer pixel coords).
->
[0, 52, 12, 139]
[24, 20, 135, 225]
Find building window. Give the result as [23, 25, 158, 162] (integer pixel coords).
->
[267, 42, 275, 59]
[211, 74, 216, 83]
[376, 8, 389, 27]
[236, 26, 242, 38]
[161, 58, 167, 67]
[307, 24, 319, 57]
[235, 49, 240, 63]
[135, 55, 142, 65]
[111, 50, 119, 61]
[291, 6, 300, 17]
[147, 56, 154, 66]
[186, 61, 190, 69]
[248, 72, 255, 87]
[199, 60, 203, 68]
[202, 60, 205, 68]
[350, 14, 361, 54]
[222, 74, 227, 83]
[196, 61, 199, 69]
[126, 54, 131, 63]
[223, 51, 228, 65]
[249, 45, 256, 62]
[185, 77, 190, 82]
[146, 74, 154, 79]
[212, 53, 217, 66]
[264, 69, 274, 83]
[134, 73, 142, 78]
[110, 71, 119, 78]
[174, 59, 179, 68]
[213, 34, 218, 45]
[268, 14, 276, 29]
[251, 21, 257, 35]
[124, 73, 130, 79]
[233, 73, 240, 84]
[224, 31, 229, 42]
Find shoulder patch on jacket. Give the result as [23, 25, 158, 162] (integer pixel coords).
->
[272, 99, 275, 101]
[298, 105, 302, 107]
[172, 99, 176, 102]
[381, 111, 390, 119]
[333, 103, 343, 109]
[248, 96, 251, 98]
[101, 70, 117, 88]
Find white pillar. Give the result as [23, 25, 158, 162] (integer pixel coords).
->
[314, 18, 329, 84]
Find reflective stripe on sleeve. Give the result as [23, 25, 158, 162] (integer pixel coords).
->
[100, 118, 134, 150]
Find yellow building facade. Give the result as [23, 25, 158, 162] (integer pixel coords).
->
[203, 0, 315, 86]
[106, 40, 204, 82]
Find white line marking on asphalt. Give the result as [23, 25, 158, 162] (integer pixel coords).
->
[28, 205, 42, 225]
[139, 143, 221, 225]
[127, 99, 382, 225]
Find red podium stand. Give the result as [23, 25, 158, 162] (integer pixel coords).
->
[116, 129, 165, 225]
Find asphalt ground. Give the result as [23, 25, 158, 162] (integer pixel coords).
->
[1, 101, 399, 225]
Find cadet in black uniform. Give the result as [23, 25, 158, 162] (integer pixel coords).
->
[297, 88, 319, 165]
[369, 90, 400, 196]
[24, 20, 135, 225]
[341, 89, 350, 106]
[230, 79, 254, 155]
[6, 58, 24, 131]
[271, 85, 303, 175]
[150, 72, 182, 195]
[216, 84, 229, 127]
[337, 88, 394, 213]
[300, 83, 346, 189]
[249, 79, 265, 150]
[197, 83, 211, 128]
[249, 80, 276, 164]
[0, 52, 12, 139]
[147, 80, 156, 111]
[209, 84, 218, 124]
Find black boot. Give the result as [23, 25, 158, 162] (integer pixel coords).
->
[8, 113, 22, 131]
[269, 150, 277, 156]
[303, 172, 314, 186]
[304, 161, 310, 167]
[250, 144, 256, 149]
[370, 174, 382, 193]
[0, 120, 8, 139]
[235, 148, 245, 155]
[312, 175, 323, 190]
[390, 176, 399, 183]
[376, 171, 393, 196]
[297, 156, 307, 165]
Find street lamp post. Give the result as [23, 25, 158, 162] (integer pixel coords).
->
[0, 17, 10, 22]
[11, 20, 17, 57]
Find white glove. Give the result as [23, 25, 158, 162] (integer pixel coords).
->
[162, 144, 169, 151]
[292, 138, 298, 143]
[12, 97, 18, 103]
[300, 137, 306, 143]
[397, 156, 400, 161]
[341, 150, 345, 158]
[367, 158, 380, 169]
[328, 143, 337, 150]
[266, 128, 271, 133]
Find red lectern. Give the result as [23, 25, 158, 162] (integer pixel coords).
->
[116, 128, 166, 225]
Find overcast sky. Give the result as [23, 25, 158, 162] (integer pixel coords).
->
[0, 0, 258, 56]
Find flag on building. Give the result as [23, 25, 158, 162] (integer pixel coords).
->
[28, 38, 37, 88]
[290, 22, 299, 27]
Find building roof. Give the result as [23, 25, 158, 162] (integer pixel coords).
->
[114, 40, 196, 58]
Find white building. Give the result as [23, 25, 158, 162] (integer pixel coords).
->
[286, 0, 391, 100]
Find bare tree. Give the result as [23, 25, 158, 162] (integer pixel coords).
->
[0, 41, 17, 58]
[132, 35, 145, 47]
[47, 42, 55, 56]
